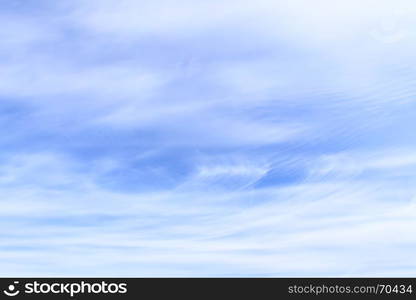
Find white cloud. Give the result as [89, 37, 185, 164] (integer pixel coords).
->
[1, 0, 416, 276]
[1, 148, 416, 275]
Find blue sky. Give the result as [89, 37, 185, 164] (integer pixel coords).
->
[1, 0, 416, 276]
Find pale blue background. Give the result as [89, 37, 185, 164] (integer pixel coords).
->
[1, 0, 416, 276]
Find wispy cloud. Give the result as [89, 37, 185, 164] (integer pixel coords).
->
[1, 0, 416, 276]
